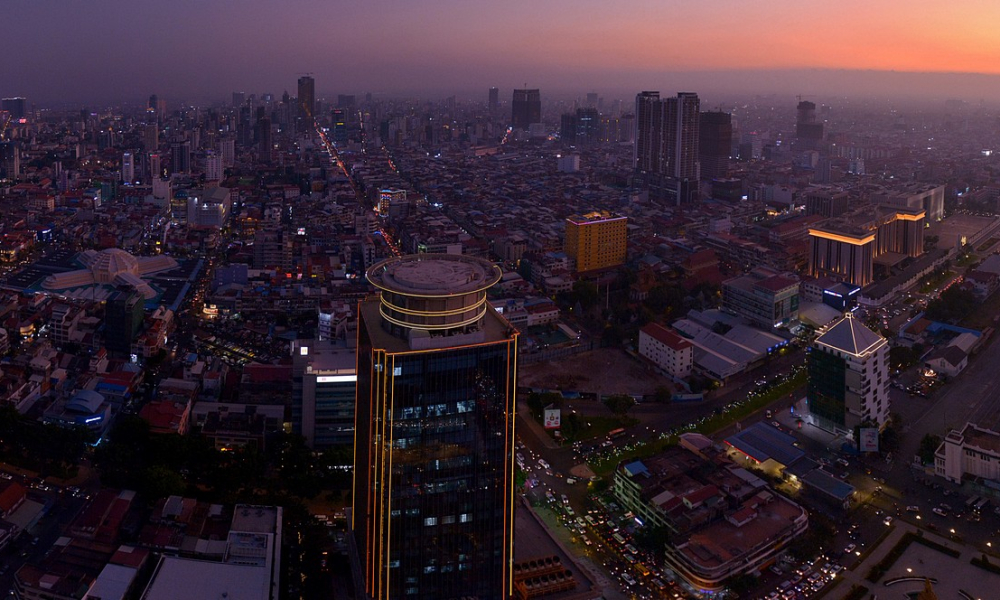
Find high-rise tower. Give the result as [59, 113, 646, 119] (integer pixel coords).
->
[170, 141, 191, 174]
[634, 91, 661, 174]
[1, 97, 27, 119]
[352, 254, 518, 600]
[143, 124, 159, 152]
[511, 89, 541, 130]
[0, 141, 20, 181]
[105, 287, 145, 358]
[488, 87, 499, 113]
[664, 92, 701, 182]
[795, 100, 824, 150]
[634, 91, 701, 204]
[298, 76, 316, 121]
[699, 111, 732, 180]
[121, 152, 135, 184]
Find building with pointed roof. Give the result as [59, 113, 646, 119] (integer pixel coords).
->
[807, 312, 890, 434]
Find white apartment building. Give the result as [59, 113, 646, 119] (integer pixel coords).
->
[638, 322, 694, 379]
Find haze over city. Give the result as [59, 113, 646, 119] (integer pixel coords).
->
[7, 1, 1000, 599]
[6, 0, 1000, 104]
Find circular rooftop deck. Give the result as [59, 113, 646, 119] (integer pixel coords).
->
[367, 254, 501, 297]
[367, 254, 502, 332]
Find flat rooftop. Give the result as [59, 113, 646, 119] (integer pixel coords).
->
[296, 341, 355, 373]
[367, 254, 501, 296]
[678, 493, 805, 570]
[725, 422, 804, 466]
[959, 423, 1000, 456]
[230, 505, 279, 533]
[141, 556, 271, 600]
[927, 213, 1000, 249]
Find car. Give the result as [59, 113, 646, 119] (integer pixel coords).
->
[907, 505, 920, 512]
[884, 516, 893, 526]
[844, 543, 856, 553]
[932, 507, 948, 517]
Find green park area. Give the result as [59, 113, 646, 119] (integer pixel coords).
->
[586, 369, 808, 477]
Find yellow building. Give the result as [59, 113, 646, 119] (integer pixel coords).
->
[564, 211, 627, 273]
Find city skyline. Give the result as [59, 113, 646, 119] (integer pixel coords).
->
[5, 0, 1000, 104]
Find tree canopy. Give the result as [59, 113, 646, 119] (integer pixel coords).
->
[925, 287, 978, 324]
[603, 394, 636, 417]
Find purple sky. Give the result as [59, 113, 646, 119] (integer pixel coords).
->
[5, 0, 1000, 105]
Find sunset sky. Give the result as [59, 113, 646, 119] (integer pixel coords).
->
[5, 0, 1000, 103]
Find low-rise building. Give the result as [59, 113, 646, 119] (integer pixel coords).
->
[721, 269, 799, 329]
[937, 422, 1000, 486]
[612, 443, 808, 594]
[139, 505, 282, 600]
[923, 345, 968, 378]
[638, 323, 694, 378]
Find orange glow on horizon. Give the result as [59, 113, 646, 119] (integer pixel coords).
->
[385, 0, 1000, 77]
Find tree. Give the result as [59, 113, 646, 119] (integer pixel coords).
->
[918, 434, 942, 465]
[527, 392, 561, 421]
[880, 425, 901, 454]
[603, 394, 636, 417]
[645, 284, 685, 316]
[633, 524, 670, 555]
[925, 287, 978, 324]
[142, 465, 187, 499]
[572, 280, 599, 311]
[889, 345, 921, 370]
[653, 386, 673, 403]
[560, 412, 583, 440]
[788, 512, 836, 560]
[878, 413, 903, 454]
[725, 573, 759, 597]
[601, 323, 625, 346]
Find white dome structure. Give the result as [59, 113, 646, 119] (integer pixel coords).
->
[42, 248, 179, 301]
[81, 248, 141, 283]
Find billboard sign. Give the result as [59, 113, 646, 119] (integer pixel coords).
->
[543, 407, 561, 430]
[860, 427, 880, 453]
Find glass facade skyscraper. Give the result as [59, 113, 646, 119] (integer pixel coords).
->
[352, 254, 517, 600]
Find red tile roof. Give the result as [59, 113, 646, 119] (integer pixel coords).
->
[139, 400, 188, 434]
[0, 481, 26, 515]
[684, 484, 720, 507]
[641, 323, 693, 351]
